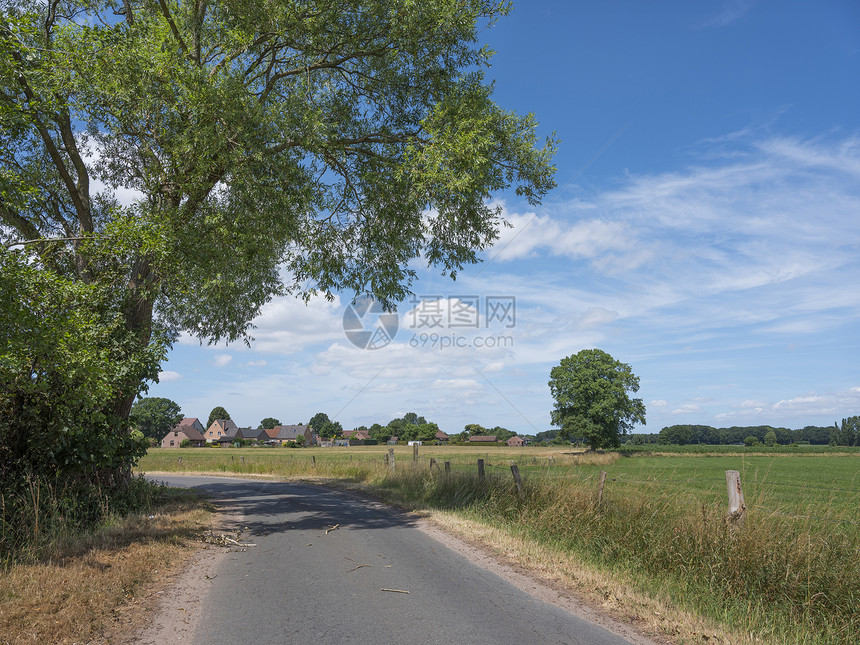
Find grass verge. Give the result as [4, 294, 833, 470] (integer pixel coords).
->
[0, 487, 211, 645]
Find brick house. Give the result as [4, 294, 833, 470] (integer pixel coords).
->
[161, 418, 206, 448]
[435, 430, 449, 442]
[507, 436, 525, 447]
[205, 419, 239, 443]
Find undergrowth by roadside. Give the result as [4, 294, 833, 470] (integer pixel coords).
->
[0, 481, 211, 645]
[0, 474, 167, 565]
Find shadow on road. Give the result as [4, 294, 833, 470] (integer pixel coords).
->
[154, 477, 416, 538]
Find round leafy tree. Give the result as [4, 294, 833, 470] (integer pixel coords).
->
[207, 406, 231, 430]
[130, 397, 183, 441]
[549, 349, 646, 449]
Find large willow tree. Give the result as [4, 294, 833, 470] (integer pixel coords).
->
[0, 1, 555, 475]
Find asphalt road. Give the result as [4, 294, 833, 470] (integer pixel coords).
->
[150, 475, 638, 645]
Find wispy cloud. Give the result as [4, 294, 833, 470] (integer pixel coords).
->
[695, 0, 755, 29]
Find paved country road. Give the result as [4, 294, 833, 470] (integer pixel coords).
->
[140, 475, 656, 645]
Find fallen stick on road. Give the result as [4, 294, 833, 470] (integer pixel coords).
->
[380, 588, 409, 594]
[325, 524, 340, 534]
[345, 557, 371, 572]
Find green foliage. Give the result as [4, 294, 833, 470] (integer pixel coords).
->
[659, 425, 692, 445]
[1, 0, 555, 336]
[179, 438, 191, 448]
[642, 425, 835, 446]
[368, 423, 390, 443]
[0, 473, 165, 563]
[309, 412, 343, 439]
[549, 349, 646, 449]
[830, 417, 859, 446]
[308, 412, 331, 434]
[0, 0, 555, 518]
[0, 248, 164, 482]
[744, 436, 762, 447]
[464, 423, 487, 435]
[258, 417, 280, 430]
[206, 407, 230, 430]
[129, 397, 183, 441]
[764, 430, 778, 447]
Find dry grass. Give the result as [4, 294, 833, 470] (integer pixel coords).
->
[426, 511, 751, 645]
[0, 498, 210, 645]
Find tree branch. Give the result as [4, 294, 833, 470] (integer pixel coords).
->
[157, 0, 189, 56]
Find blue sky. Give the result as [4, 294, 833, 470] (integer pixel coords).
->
[148, 1, 860, 436]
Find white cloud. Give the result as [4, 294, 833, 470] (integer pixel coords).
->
[158, 370, 182, 382]
[213, 354, 232, 367]
[671, 403, 702, 415]
[716, 387, 860, 422]
[650, 400, 667, 407]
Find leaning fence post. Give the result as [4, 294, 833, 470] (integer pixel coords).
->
[312, 455, 316, 467]
[510, 462, 524, 497]
[388, 448, 396, 472]
[477, 458, 485, 479]
[597, 470, 607, 505]
[725, 470, 746, 527]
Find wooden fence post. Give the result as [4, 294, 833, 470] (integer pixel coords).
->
[597, 470, 607, 505]
[429, 457, 437, 470]
[725, 470, 746, 527]
[413, 443, 418, 463]
[312, 455, 316, 467]
[477, 458, 485, 479]
[388, 448, 396, 472]
[241, 456, 245, 464]
[444, 461, 451, 473]
[510, 463, 524, 497]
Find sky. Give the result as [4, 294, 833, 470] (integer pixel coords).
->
[148, 1, 860, 436]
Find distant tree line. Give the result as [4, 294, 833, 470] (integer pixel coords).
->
[624, 418, 860, 446]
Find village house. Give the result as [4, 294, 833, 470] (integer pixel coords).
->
[205, 419, 239, 443]
[435, 430, 449, 442]
[270, 424, 314, 445]
[468, 435, 498, 443]
[507, 435, 525, 447]
[343, 428, 372, 444]
[161, 418, 206, 448]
